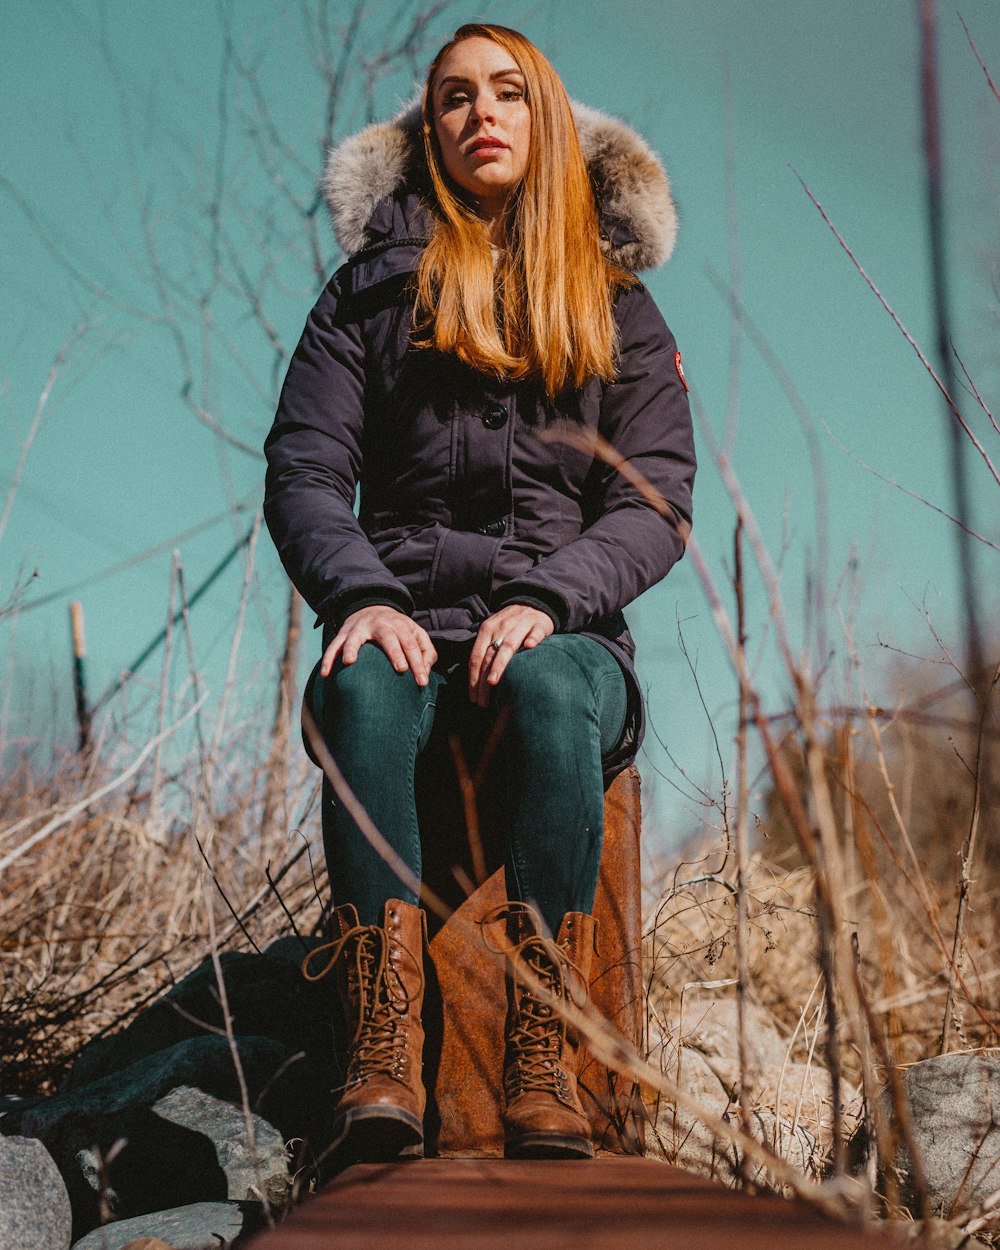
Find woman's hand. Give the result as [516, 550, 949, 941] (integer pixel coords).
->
[321, 605, 438, 686]
[469, 605, 554, 707]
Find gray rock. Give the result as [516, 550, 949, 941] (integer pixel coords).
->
[69, 1200, 264, 1250]
[645, 1043, 736, 1180]
[19, 1034, 331, 1238]
[896, 1053, 1000, 1216]
[153, 1086, 290, 1205]
[646, 1030, 827, 1184]
[673, 995, 789, 1072]
[0, 1134, 73, 1250]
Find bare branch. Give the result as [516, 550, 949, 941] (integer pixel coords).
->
[796, 172, 1000, 491]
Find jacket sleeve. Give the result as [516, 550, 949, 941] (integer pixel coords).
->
[263, 269, 415, 628]
[493, 284, 696, 632]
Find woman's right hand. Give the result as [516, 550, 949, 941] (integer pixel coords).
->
[320, 605, 438, 686]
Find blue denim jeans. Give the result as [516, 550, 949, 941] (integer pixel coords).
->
[309, 634, 627, 934]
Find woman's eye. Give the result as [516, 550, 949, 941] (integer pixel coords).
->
[498, 89, 524, 101]
[442, 91, 469, 108]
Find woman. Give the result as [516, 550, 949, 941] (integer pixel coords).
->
[264, 24, 695, 1163]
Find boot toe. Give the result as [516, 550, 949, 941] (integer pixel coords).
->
[503, 1091, 594, 1159]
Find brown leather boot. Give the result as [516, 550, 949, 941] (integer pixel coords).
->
[304, 899, 427, 1161]
[496, 905, 598, 1159]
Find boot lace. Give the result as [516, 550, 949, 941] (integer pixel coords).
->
[303, 925, 422, 1087]
[479, 903, 587, 1105]
[505, 936, 576, 1102]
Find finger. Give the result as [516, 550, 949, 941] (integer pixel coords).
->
[341, 621, 377, 667]
[485, 634, 521, 688]
[417, 629, 438, 672]
[469, 624, 494, 692]
[364, 621, 408, 674]
[520, 621, 550, 650]
[320, 632, 347, 677]
[399, 630, 431, 686]
[475, 633, 519, 705]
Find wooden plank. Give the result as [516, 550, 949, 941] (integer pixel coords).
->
[243, 1158, 893, 1250]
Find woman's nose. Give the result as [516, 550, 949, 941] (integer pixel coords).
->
[468, 92, 495, 126]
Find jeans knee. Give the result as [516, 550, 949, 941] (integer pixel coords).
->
[317, 643, 428, 743]
[498, 640, 593, 727]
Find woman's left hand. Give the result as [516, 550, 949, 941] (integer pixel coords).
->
[469, 605, 554, 707]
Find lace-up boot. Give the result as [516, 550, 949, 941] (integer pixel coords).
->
[304, 899, 427, 1161]
[498, 905, 597, 1159]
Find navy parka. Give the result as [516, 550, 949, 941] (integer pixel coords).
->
[264, 107, 696, 781]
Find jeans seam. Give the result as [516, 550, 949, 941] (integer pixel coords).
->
[399, 680, 440, 884]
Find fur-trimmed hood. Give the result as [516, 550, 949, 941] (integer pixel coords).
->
[322, 97, 677, 273]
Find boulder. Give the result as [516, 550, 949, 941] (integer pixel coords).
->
[151, 1086, 290, 1204]
[895, 1053, 1000, 1216]
[67, 939, 335, 1092]
[705, 1059, 863, 1157]
[646, 1024, 833, 1183]
[673, 995, 789, 1072]
[69, 1200, 264, 1250]
[645, 1041, 737, 1179]
[0, 1134, 73, 1250]
[17, 1033, 333, 1238]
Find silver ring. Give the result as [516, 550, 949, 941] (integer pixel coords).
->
[491, 638, 504, 652]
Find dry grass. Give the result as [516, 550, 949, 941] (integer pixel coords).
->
[639, 662, 1000, 1231]
[1, 582, 998, 1244]
[0, 707, 325, 1097]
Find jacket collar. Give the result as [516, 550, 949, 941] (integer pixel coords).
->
[323, 96, 678, 274]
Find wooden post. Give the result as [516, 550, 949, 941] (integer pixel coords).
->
[70, 600, 91, 754]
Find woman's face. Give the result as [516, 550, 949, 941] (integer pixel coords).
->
[431, 36, 531, 223]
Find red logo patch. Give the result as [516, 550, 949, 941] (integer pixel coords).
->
[674, 350, 689, 392]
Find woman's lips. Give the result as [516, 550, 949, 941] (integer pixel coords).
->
[470, 138, 507, 155]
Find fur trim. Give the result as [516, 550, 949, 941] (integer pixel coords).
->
[322, 97, 677, 270]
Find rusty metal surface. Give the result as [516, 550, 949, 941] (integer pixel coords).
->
[420, 766, 644, 1156]
[243, 1158, 894, 1250]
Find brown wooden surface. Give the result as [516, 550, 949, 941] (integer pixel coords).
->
[243, 1158, 896, 1249]
[419, 766, 645, 1156]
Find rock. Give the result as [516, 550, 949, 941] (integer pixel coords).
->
[0, 1092, 47, 1122]
[152, 1086, 290, 1204]
[645, 1039, 737, 1180]
[737, 1110, 823, 1182]
[645, 1027, 833, 1184]
[66, 940, 335, 1093]
[0, 1134, 73, 1250]
[69, 1200, 264, 1250]
[895, 1053, 1000, 1216]
[18, 1034, 332, 1239]
[673, 995, 789, 1072]
[704, 1060, 863, 1156]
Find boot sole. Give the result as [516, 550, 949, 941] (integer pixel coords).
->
[332, 1104, 425, 1162]
[505, 1132, 595, 1160]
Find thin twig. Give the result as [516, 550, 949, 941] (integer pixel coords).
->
[796, 172, 1000, 491]
[940, 663, 1000, 1053]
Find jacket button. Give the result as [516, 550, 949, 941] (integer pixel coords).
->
[482, 403, 508, 430]
[476, 519, 506, 538]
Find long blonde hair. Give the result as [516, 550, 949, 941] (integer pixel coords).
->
[415, 24, 634, 400]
